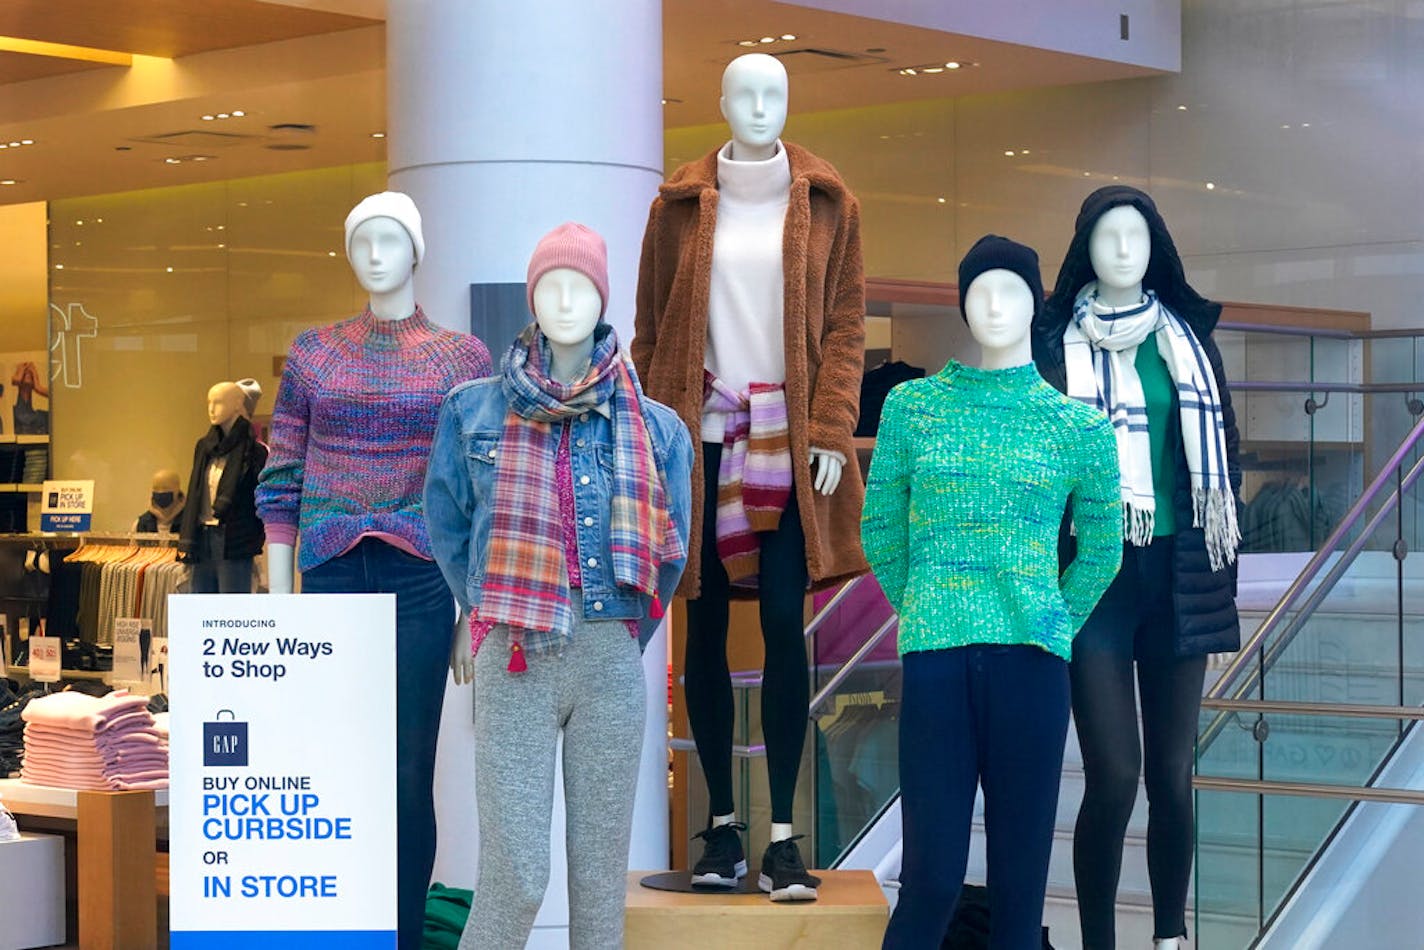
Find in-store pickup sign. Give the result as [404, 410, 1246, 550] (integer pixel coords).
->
[39, 479, 94, 531]
[167, 594, 396, 949]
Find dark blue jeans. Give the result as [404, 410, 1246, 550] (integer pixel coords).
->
[188, 525, 253, 593]
[302, 537, 456, 950]
[885, 644, 1070, 950]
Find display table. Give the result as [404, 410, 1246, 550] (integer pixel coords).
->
[624, 869, 888, 948]
[0, 778, 167, 950]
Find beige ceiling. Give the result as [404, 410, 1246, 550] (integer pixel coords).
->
[0, 0, 1166, 205]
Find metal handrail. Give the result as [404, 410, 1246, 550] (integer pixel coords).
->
[803, 574, 865, 640]
[1193, 776, 1424, 806]
[1218, 321, 1424, 341]
[807, 615, 897, 717]
[1206, 411, 1424, 708]
[1200, 698, 1424, 721]
[1230, 380, 1424, 393]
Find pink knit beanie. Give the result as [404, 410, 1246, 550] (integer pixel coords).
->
[526, 222, 609, 318]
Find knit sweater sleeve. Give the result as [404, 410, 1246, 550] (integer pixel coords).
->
[860, 383, 914, 612]
[1060, 410, 1124, 630]
[255, 335, 316, 547]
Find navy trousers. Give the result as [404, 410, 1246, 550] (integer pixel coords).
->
[302, 537, 457, 950]
[885, 644, 1070, 950]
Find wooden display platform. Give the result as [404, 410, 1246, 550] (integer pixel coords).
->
[625, 869, 888, 949]
[0, 778, 167, 950]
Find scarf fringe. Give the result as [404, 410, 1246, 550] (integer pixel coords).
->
[1194, 487, 1241, 572]
[1123, 504, 1155, 548]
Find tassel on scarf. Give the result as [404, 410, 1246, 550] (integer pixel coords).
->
[1195, 488, 1241, 572]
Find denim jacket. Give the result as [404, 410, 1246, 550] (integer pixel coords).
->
[423, 376, 693, 651]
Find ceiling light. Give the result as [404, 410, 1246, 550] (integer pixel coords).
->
[0, 145, 8, 150]
[166, 266, 174, 273]
[760, 36, 775, 43]
[936, 197, 946, 204]
[166, 158, 181, 164]
[0, 180, 16, 186]
[1021, 149, 1031, 155]
[75, 220, 83, 225]
[53, 264, 63, 270]
[96, 218, 102, 223]
[661, 98, 667, 104]
[738, 40, 756, 47]
[216, 225, 224, 230]
[1281, 124, 1291, 129]
[217, 243, 225, 248]
[1177, 104, 1188, 111]
[1302, 122, 1311, 128]
[202, 115, 215, 121]
[1206, 182, 1216, 190]
[923, 67, 943, 73]
[19, 139, 31, 145]
[328, 251, 337, 257]
[1004, 150, 1015, 156]
[193, 155, 208, 161]
[371, 132, 385, 139]
[231, 110, 245, 117]
[945, 61, 960, 69]
[7, 142, 17, 148]
[781, 34, 796, 40]
[1083, 171, 1091, 177]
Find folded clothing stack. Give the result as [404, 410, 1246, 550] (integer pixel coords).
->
[0, 680, 28, 777]
[19, 689, 168, 791]
[21, 448, 47, 484]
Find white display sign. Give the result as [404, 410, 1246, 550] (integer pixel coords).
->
[39, 479, 94, 532]
[168, 594, 397, 949]
[27, 636, 59, 682]
[111, 618, 151, 686]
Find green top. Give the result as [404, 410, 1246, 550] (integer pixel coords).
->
[1134, 342, 1180, 536]
[861, 360, 1123, 660]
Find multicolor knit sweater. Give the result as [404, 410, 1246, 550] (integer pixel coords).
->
[257, 307, 491, 571]
[860, 360, 1122, 660]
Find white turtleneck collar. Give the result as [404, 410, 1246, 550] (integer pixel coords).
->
[716, 140, 792, 206]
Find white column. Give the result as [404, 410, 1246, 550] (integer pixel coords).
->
[385, 3, 666, 947]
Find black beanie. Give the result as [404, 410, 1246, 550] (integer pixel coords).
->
[957, 234, 1043, 322]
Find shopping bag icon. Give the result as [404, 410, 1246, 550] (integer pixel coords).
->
[204, 710, 248, 767]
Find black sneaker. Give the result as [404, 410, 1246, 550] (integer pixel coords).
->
[690, 821, 747, 888]
[757, 836, 821, 901]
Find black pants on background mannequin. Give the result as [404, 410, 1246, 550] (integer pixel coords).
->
[685, 441, 809, 826]
[187, 525, 254, 593]
[300, 537, 456, 950]
[1071, 538, 1206, 948]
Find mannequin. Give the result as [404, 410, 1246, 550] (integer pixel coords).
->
[863, 235, 1122, 949]
[134, 469, 185, 534]
[177, 381, 266, 592]
[256, 191, 491, 950]
[632, 52, 867, 901]
[425, 223, 692, 949]
[1034, 186, 1242, 950]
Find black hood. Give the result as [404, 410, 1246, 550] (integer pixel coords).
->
[1037, 185, 1222, 355]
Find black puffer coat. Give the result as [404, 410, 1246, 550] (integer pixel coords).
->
[1035, 185, 1242, 657]
[178, 415, 268, 561]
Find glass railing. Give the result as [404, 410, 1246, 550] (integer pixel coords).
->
[1195, 407, 1424, 946]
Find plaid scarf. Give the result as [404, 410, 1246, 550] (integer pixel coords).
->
[1064, 284, 1240, 570]
[474, 323, 684, 670]
[703, 373, 793, 585]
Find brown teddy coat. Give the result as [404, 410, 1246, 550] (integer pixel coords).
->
[633, 141, 869, 598]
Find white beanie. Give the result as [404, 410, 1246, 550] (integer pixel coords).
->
[344, 191, 425, 265]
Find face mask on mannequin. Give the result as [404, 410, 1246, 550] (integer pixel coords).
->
[720, 53, 789, 162]
[207, 382, 245, 431]
[532, 268, 603, 383]
[963, 269, 1035, 370]
[1087, 204, 1151, 308]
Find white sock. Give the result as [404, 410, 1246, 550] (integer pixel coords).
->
[770, 822, 794, 843]
[1154, 940, 1181, 950]
[711, 812, 737, 829]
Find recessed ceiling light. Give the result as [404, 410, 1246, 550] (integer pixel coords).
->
[760, 36, 775, 43]
[923, 67, 943, 73]
[166, 266, 174, 273]
[1281, 123, 1291, 129]
[1021, 148, 1031, 155]
[781, 34, 796, 40]
[7, 142, 17, 148]
[1083, 171, 1091, 177]
[217, 243, 225, 248]
[216, 113, 230, 119]
[371, 132, 385, 138]
[202, 115, 215, 121]
[231, 110, 245, 117]
[328, 251, 337, 257]
[945, 61, 960, 69]
[738, 40, 756, 47]
[936, 197, 946, 204]
[0, 180, 16, 186]
[1004, 150, 1015, 157]
[0, 145, 8, 150]
[1177, 104, 1188, 111]
[20, 139, 32, 145]
[1206, 182, 1216, 190]
[1302, 122, 1311, 128]
[75, 220, 83, 225]
[193, 155, 208, 161]
[96, 218, 102, 223]
[53, 264, 63, 270]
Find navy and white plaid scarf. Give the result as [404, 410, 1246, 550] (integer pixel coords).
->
[1064, 283, 1239, 570]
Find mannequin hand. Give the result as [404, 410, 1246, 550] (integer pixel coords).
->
[450, 614, 474, 685]
[809, 447, 844, 496]
[266, 543, 295, 594]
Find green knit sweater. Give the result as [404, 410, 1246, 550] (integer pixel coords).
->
[861, 360, 1123, 660]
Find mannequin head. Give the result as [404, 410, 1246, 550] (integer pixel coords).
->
[533, 268, 603, 348]
[207, 381, 244, 430]
[1087, 204, 1151, 306]
[149, 469, 183, 512]
[720, 53, 788, 161]
[958, 234, 1043, 369]
[347, 216, 418, 296]
[1040, 185, 1222, 349]
[526, 223, 611, 383]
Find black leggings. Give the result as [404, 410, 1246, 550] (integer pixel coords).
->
[1071, 538, 1206, 948]
[685, 441, 809, 825]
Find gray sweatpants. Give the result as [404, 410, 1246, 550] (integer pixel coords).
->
[459, 619, 646, 950]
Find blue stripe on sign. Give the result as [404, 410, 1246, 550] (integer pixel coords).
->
[172, 931, 395, 949]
